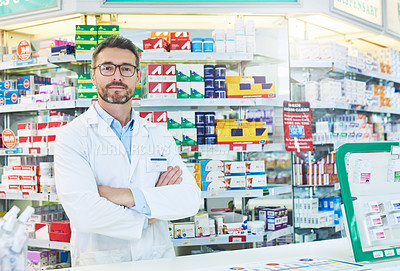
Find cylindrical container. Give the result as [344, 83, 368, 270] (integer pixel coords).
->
[40, 162, 53, 177]
[205, 135, 217, 145]
[196, 126, 206, 135]
[205, 89, 215, 99]
[197, 135, 205, 145]
[215, 89, 226, 98]
[191, 38, 203, 53]
[214, 65, 226, 77]
[205, 112, 215, 125]
[195, 112, 205, 125]
[214, 77, 225, 89]
[205, 125, 215, 135]
[209, 218, 216, 236]
[204, 78, 214, 88]
[204, 65, 214, 78]
[203, 38, 214, 53]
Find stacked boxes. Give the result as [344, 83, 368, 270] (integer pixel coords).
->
[204, 64, 226, 98]
[49, 221, 71, 242]
[246, 161, 267, 189]
[213, 19, 255, 53]
[246, 108, 274, 137]
[27, 249, 70, 270]
[38, 39, 74, 58]
[226, 76, 275, 99]
[75, 25, 119, 54]
[1, 164, 40, 193]
[77, 73, 97, 100]
[258, 207, 288, 231]
[173, 222, 195, 239]
[51, 44, 75, 57]
[200, 160, 226, 191]
[170, 32, 191, 52]
[294, 198, 340, 229]
[144, 64, 176, 99]
[75, 25, 97, 54]
[224, 161, 246, 190]
[186, 162, 201, 190]
[190, 64, 204, 98]
[195, 112, 216, 145]
[176, 64, 191, 98]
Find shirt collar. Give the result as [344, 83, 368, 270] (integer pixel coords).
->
[94, 102, 134, 129]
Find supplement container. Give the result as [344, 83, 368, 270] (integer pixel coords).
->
[191, 38, 203, 53]
[204, 65, 214, 78]
[214, 65, 226, 77]
[203, 38, 214, 53]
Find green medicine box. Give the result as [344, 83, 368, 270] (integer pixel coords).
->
[75, 34, 98, 44]
[75, 44, 97, 52]
[97, 25, 119, 34]
[78, 92, 98, 99]
[78, 82, 97, 90]
[76, 25, 97, 34]
[78, 74, 91, 81]
[97, 34, 116, 43]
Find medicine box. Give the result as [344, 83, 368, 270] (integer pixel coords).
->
[225, 175, 246, 190]
[176, 64, 191, 82]
[225, 161, 246, 174]
[190, 82, 205, 99]
[200, 160, 224, 173]
[194, 213, 210, 237]
[182, 129, 197, 145]
[190, 64, 204, 82]
[246, 174, 266, 189]
[177, 82, 191, 99]
[167, 111, 182, 129]
[174, 222, 195, 239]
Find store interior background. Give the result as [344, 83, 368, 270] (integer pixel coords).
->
[1, 0, 400, 259]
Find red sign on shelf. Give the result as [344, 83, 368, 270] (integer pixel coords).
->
[2, 129, 16, 149]
[283, 101, 313, 152]
[17, 40, 31, 60]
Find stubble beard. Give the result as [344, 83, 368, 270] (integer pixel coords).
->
[98, 82, 133, 104]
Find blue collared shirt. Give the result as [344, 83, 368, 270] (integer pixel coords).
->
[94, 103, 151, 225]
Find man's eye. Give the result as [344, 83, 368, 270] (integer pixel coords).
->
[122, 66, 133, 72]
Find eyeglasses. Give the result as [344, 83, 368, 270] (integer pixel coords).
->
[93, 63, 138, 77]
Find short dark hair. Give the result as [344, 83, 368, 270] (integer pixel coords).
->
[91, 35, 140, 68]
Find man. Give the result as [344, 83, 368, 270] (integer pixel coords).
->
[54, 35, 201, 267]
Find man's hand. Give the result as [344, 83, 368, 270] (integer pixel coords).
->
[156, 166, 183, 187]
[98, 186, 135, 207]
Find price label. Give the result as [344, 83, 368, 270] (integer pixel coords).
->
[227, 54, 234, 60]
[209, 191, 219, 197]
[334, 183, 340, 191]
[181, 146, 191, 153]
[231, 237, 242, 243]
[61, 243, 70, 250]
[30, 148, 38, 155]
[166, 54, 174, 59]
[40, 194, 49, 201]
[232, 146, 243, 152]
[181, 239, 191, 246]
[209, 237, 217, 243]
[22, 192, 30, 200]
[207, 99, 215, 104]
[204, 55, 213, 61]
[243, 191, 251, 197]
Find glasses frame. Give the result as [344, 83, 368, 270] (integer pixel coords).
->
[92, 63, 138, 77]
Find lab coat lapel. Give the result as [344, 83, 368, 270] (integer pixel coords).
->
[85, 105, 130, 164]
[129, 112, 149, 180]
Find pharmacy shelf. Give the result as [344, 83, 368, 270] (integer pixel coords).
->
[28, 239, 70, 250]
[0, 147, 49, 156]
[141, 52, 254, 62]
[0, 57, 57, 71]
[291, 60, 400, 84]
[172, 234, 263, 247]
[265, 226, 294, 242]
[267, 184, 292, 196]
[48, 55, 79, 63]
[0, 191, 50, 201]
[202, 189, 264, 199]
[180, 144, 282, 153]
[309, 100, 400, 115]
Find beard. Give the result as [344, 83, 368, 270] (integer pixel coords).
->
[98, 82, 133, 104]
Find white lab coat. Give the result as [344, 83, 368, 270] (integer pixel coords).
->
[54, 105, 201, 267]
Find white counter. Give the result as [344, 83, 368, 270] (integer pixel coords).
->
[60, 238, 400, 270]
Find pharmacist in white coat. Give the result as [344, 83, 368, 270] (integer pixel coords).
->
[54, 36, 201, 267]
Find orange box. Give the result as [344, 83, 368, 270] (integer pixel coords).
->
[170, 32, 190, 41]
[150, 32, 170, 43]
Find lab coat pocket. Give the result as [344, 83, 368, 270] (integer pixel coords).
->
[135, 156, 161, 188]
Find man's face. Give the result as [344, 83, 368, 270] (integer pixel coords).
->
[91, 47, 142, 104]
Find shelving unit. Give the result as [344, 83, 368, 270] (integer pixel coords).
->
[27, 239, 70, 250]
[171, 226, 293, 247]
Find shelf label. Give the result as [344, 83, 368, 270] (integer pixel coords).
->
[232, 146, 244, 152]
[181, 146, 191, 153]
[209, 191, 219, 197]
[40, 194, 49, 201]
[22, 192, 30, 200]
[384, 249, 395, 257]
[243, 191, 251, 197]
[61, 243, 70, 250]
[181, 239, 191, 246]
[204, 55, 213, 61]
[209, 237, 217, 243]
[229, 236, 246, 243]
[373, 251, 384, 258]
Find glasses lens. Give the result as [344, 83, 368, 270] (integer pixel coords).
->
[120, 65, 135, 77]
[100, 64, 116, 76]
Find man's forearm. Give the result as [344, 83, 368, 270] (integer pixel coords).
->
[98, 186, 135, 207]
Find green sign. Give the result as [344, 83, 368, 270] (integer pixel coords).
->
[105, 0, 297, 2]
[0, 0, 59, 17]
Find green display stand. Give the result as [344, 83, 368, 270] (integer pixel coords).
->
[336, 142, 400, 262]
